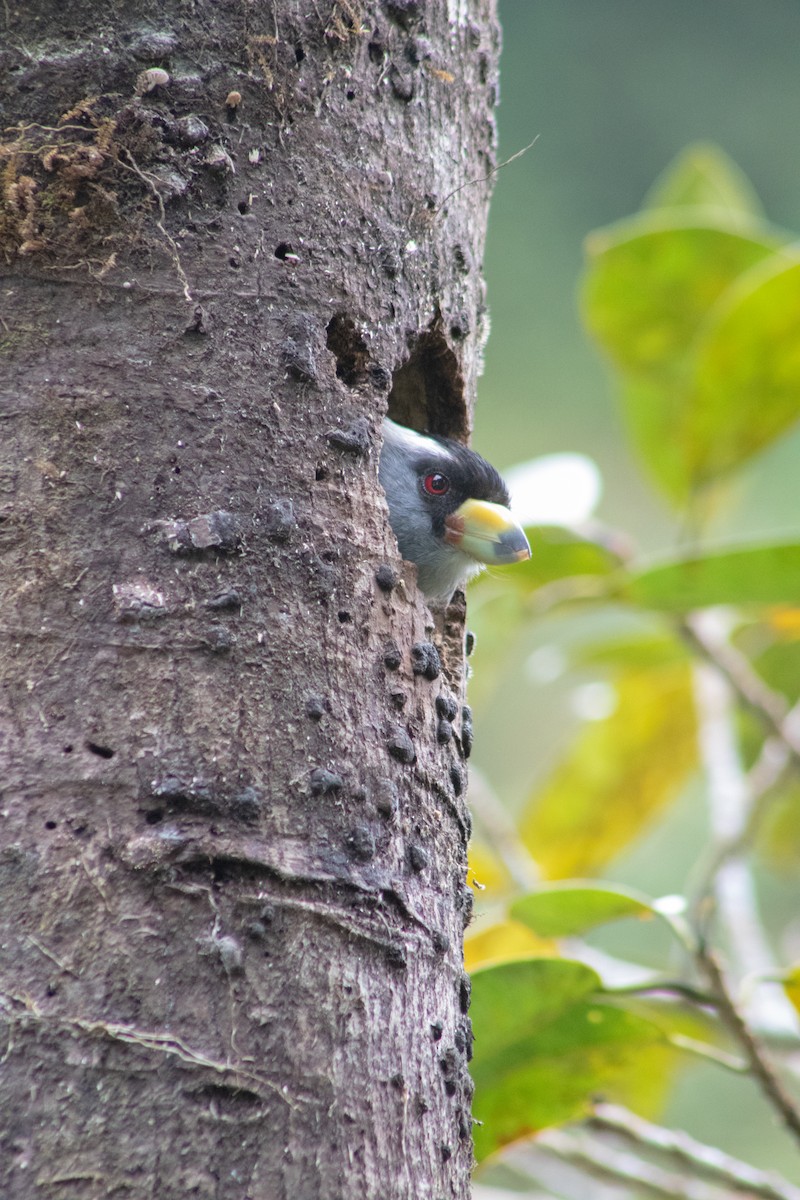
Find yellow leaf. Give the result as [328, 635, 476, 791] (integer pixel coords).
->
[782, 966, 800, 1016]
[521, 664, 697, 878]
[465, 920, 554, 971]
[766, 606, 800, 637]
[757, 782, 800, 872]
[468, 841, 513, 897]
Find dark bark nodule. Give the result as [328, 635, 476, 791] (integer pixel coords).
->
[0, 2, 499, 1196]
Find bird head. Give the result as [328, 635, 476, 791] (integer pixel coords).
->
[379, 418, 531, 601]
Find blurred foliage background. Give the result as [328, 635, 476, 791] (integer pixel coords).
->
[467, 2, 800, 1194]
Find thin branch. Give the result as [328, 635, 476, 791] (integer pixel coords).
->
[435, 136, 540, 212]
[685, 612, 799, 1035]
[696, 942, 800, 1147]
[604, 979, 719, 1009]
[533, 1127, 721, 1200]
[690, 733, 792, 902]
[691, 657, 780, 975]
[681, 614, 800, 761]
[666, 1032, 747, 1073]
[589, 1102, 800, 1200]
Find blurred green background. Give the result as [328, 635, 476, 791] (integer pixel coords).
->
[474, 0, 800, 809]
[471, 0, 800, 1182]
[478, 0, 800, 547]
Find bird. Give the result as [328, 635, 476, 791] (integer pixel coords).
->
[379, 417, 531, 601]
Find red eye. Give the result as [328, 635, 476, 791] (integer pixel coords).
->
[423, 472, 450, 496]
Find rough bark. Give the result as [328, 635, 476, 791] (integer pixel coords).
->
[0, 2, 499, 1197]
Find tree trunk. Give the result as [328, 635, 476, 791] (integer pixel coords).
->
[0, 2, 499, 1196]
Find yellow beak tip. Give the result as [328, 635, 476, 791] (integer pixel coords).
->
[454, 499, 531, 567]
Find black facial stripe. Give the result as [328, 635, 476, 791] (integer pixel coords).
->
[411, 434, 510, 508]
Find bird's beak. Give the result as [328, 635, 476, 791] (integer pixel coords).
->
[444, 499, 531, 566]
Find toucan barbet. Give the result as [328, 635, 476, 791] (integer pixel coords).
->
[379, 418, 531, 601]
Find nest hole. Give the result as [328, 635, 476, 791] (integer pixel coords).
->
[386, 319, 466, 439]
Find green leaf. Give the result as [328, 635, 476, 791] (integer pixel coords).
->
[752, 635, 800, 704]
[684, 252, 800, 487]
[616, 375, 698, 501]
[470, 959, 667, 1158]
[581, 206, 786, 504]
[521, 664, 697, 878]
[756, 780, 800, 872]
[479, 524, 625, 594]
[582, 214, 779, 382]
[644, 142, 764, 217]
[511, 882, 655, 938]
[599, 993, 724, 1056]
[569, 629, 688, 673]
[622, 540, 800, 612]
[471, 958, 601, 1050]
